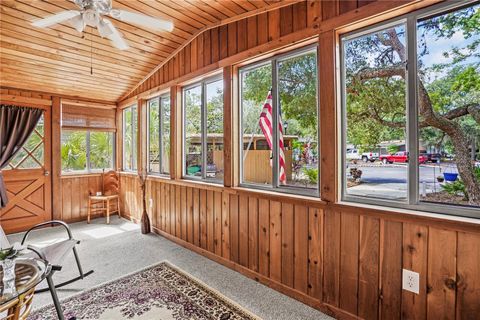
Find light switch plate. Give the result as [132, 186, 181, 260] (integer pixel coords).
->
[402, 269, 420, 294]
[149, 198, 153, 208]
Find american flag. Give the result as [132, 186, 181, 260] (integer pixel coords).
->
[259, 90, 287, 185]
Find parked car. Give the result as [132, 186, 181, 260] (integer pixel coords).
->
[346, 149, 379, 162]
[420, 151, 441, 163]
[379, 151, 428, 164]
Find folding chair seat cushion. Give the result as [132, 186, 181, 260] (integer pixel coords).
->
[27, 239, 78, 267]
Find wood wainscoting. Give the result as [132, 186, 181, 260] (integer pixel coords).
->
[59, 174, 106, 222]
[119, 174, 480, 320]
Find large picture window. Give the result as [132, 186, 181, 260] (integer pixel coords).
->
[341, 1, 479, 217]
[61, 130, 114, 173]
[183, 76, 224, 182]
[240, 45, 319, 195]
[123, 105, 137, 171]
[148, 94, 170, 175]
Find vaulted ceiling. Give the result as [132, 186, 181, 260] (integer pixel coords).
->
[0, 0, 290, 102]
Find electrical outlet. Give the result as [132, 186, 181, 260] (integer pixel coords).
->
[402, 269, 420, 294]
[149, 198, 153, 208]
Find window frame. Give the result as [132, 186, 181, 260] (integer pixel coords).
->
[61, 129, 115, 174]
[147, 93, 171, 176]
[122, 104, 137, 172]
[182, 74, 224, 183]
[238, 44, 320, 197]
[339, 0, 480, 218]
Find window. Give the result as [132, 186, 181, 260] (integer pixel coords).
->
[6, 114, 45, 170]
[148, 94, 170, 175]
[61, 130, 114, 173]
[183, 77, 224, 182]
[240, 46, 319, 195]
[123, 105, 137, 171]
[341, 1, 479, 217]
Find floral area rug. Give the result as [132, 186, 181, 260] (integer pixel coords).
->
[29, 262, 260, 320]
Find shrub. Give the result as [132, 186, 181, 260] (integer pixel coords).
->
[441, 167, 480, 201]
[303, 168, 318, 185]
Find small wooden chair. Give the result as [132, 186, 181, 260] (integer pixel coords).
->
[87, 170, 120, 224]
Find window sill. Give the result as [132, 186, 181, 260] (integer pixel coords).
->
[336, 200, 480, 227]
[147, 174, 171, 182]
[119, 171, 138, 177]
[174, 178, 226, 192]
[232, 186, 326, 206]
[60, 172, 104, 178]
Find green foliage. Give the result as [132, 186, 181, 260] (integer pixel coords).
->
[185, 82, 224, 135]
[61, 131, 113, 171]
[303, 167, 318, 185]
[451, 66, 480, 92]
[441, 179, 468, 200]
[441, 167, 480, 200]
[241, 53, 318, 138]
[387, 145, 400, 154]
[61, 131, 87, 171]
[90, 132, 113, 169]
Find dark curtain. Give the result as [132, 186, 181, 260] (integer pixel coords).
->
[0, 105, 44, 208]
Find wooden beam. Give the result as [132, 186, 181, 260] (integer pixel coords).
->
[319, 30, 337, 203]
[51, 96, 62, 220]
[137, 98, 147, 174]
[115, 106, 123, 171]
[61, 99, 117, 109]
[223, 66, 233, 188]
[0, 94, 52, 106]
[170, 86, 181, 180]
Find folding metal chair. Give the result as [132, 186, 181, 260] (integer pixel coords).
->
[1, 221, 93, 320]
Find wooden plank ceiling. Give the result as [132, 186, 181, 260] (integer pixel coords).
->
[0, 0, 287, 102]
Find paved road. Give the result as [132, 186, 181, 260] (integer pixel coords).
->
[345, 163, 458, 199]
[347, 163, 457, 184]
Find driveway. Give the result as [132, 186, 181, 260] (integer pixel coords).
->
[346, 162, 457, 200]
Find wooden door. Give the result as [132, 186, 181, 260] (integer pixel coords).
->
[0, 106, 52, 234]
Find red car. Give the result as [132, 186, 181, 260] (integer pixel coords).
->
[380, 151, 427, 164]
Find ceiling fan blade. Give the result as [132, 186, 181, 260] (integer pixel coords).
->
[98, 18, 114, 38]
[109, 9, 173, 32]
[103, 20, 129, 50]
[69, 13, 85, 33]
[32, 10, 81, 28]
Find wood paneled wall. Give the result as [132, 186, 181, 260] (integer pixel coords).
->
[123, 0, 378, 100]
[119, 175, 480, 319]
[116, 0, 480, 319]
[59, 175, 107, 222]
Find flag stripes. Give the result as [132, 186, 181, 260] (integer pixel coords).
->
[258, 91, 287, 185]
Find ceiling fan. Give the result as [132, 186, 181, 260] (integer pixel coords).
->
[31, 0, 174, 50]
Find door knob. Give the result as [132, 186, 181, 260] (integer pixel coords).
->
[44, 171, 50, 176]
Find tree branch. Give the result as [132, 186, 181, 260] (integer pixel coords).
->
[355, 66, 405, 82]
[467, 104, 480, 124]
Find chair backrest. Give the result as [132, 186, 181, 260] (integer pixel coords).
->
[1, 224, 11, 249]
[103, 170, 119, 196]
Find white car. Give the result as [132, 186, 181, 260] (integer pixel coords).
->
[346, 149, 379, 162]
